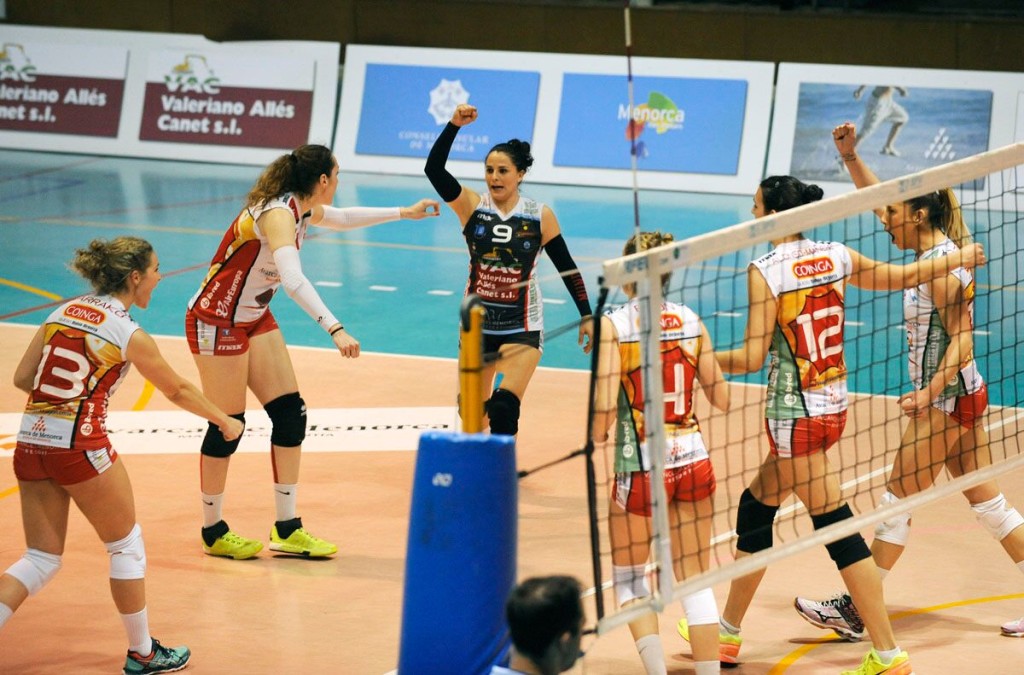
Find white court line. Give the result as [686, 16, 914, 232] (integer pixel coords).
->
[713, 311, 742, 317]
[543, 298, 566, 305]
[369, 285, 397, 292]
[427, 289, 454, 296]
[315, 281, 342, 287]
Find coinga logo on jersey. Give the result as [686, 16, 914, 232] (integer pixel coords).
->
[620, 92, 684, 161]
[164, 54, 221, 95]
[64, 304, 104, 325]
[0, 43, 36, 83]
[428, 79, 469, 125]
[792, 257, 835, 278]
[660, 313, 683, 331]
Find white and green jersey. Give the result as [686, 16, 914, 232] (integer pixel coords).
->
[605, 298, 709, 474]
[904, 239, 983, 400]
[750, 239, 852, 420]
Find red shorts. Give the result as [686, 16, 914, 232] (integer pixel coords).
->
[185, 308, 278, 356]
[765, 411, 847, 458]
[13, 442, 118, 486]
[613, 459, 716, 517]
[941, 383, 988, 430]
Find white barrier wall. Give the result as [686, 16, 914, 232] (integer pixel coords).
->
[335, 44, 775, 195]
[0, 25, 339, 165]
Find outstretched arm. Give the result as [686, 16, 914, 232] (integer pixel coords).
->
[424, 103, 481, 224]
[310, 199, 439, 231]
[847, 243, 985, 291]
[127, 331, 243, 441]
[716, 266, 776, 374]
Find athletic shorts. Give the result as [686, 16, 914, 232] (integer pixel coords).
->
[482, 330, 543, 357]
[613, 459, 716, 517]
[934, 383, 988, 430]
[765, 411, 847, 458]
[13, 442, 118, 486]
[185, 308, 278, 356]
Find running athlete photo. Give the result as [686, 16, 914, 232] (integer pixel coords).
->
[185, 143, 439, 560]
[424, 103, 594, 438]
[1, 236, 243, 673]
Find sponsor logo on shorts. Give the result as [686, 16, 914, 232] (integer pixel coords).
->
[792, 257, 835, 278]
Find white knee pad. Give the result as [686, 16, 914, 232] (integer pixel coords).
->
[4, 548, 61, 596]
[874, 491, 912, 546]
[106, 524, 147, 580]
[613, 564, 650, 607]
[681, 588, 718, 627]
[972, 493, 1024, 542]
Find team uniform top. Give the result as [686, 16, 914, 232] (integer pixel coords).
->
[463, 193, 545, 335]
[605, 298, 710, 474]
[750, 239, 853, 420]
[188, 194, 307, 326]
[17, 295, 140, 451]
[905, 239, 983, 399]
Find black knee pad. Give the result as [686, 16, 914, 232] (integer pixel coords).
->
[200, 413, 246, 457]
[264, 392, 306, 447]
[735, 488, 779, 554]
[811, 504, 872, 570]
[485, 388, 521, 436]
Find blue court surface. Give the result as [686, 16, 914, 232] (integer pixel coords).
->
[0, 148, 1020, 407]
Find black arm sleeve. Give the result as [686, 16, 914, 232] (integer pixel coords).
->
[424, 122, 463, 202]
[545, 234, 592, 318]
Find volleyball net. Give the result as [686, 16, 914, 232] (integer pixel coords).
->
[585, 142, 1024, 635]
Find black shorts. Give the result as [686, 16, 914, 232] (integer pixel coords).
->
[483, 330, 543, 357]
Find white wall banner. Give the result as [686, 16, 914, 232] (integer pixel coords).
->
[0, 25, 339, 165]
[336, 44, 775, 194]
[767, 62, 1024, 196]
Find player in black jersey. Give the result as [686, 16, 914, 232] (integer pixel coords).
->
[426, 103, 593, 437]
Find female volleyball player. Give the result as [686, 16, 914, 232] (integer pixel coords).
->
[425, 103, 593, 437]
[1, 236, 243, 673]
[592, 231, 730, 675]
[794, 122, 1024, 641]
[185, 144, 439, 560]
[683, 174, 983, 674]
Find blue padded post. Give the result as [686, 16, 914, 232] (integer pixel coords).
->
[398, 431, 518, 674]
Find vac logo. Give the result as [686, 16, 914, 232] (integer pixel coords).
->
[428, 78, 469, 125]
[164, 54, 221, 94]
[0, 43, 36, 83]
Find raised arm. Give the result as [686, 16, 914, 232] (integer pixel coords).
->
[716, 266, 776, 374]
[834, 122, 883, 215]
[126, 331, 243, 441]
[424, 103, 481, 224]
[847, 243, 985, 291]
[696, 320, 729, 412]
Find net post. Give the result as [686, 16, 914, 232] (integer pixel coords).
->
[637, 275, 673, 606]
[459, 294, 486, 433]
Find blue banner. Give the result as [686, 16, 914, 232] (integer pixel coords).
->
[553, 73, 748, 174]
[354, 64, 540, 160]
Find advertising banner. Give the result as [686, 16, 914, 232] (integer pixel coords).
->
[767, 63, 1024, 195]
[0, 25, 339, 165]
[0, 40, 126, 137]
[337, 45, 774, 194]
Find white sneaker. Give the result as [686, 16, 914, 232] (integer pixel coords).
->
[1001, 616, 1024, 637]
[793, 592, 865, 641]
